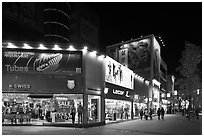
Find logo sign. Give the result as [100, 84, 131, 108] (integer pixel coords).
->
[67, 80, 75, 89]
[104, 88, 109, 94]
[112, 89, 130, 98]
[125, 91, 130, 98]
[9, 84, 31, 89]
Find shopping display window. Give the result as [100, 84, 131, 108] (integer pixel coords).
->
[2, 93, 84, 125]
[105, 99, 132, 123]
[53, 94, 83, 124]
[87, 95, 101, 123]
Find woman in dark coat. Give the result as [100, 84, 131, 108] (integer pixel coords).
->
[161, 107, 165, 120]
[139, 109, 143, 120]
[70, 104, 76, 124]
[157, 108, 161, 120]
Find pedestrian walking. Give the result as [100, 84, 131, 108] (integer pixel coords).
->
[195, 107, 199, 120]
[149, 108, 153, 120]
[157, 108, 161, 120]
[120, 106, 124, 120]
[161, 107, 165, 120]
[139, 108, 143, 120]
[70, 104, 76, 124]
[144, 108, 148, 120]
[124, 106, 129, 119]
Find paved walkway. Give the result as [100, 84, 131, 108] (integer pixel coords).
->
[2, 113, 202, 135]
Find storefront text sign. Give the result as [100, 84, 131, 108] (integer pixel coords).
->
[105, 87, 132, 100]
[9, 84, 31, 89]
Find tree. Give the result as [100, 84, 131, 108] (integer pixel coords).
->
[176, 42, 202, 110]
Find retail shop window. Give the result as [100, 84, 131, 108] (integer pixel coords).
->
[87, 95, 101, 123]
[105, 99, 132, 123]
[2, 93, 83, 125]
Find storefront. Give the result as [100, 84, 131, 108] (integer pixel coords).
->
[2, 43, 105, 127]
[104, 56, 134, 123]
[132, 75, 150, 118]
[104, 83, 133, 123]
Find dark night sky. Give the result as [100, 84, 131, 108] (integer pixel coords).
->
[89, 2, 202, 76]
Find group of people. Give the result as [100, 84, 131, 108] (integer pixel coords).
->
[139, 107, 165, 120]
[70, 102, 83, 124]
[120, 105, 129, 120]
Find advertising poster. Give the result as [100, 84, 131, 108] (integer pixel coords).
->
[119, 38, 151, 79]
[153, 37, 161, 82]
[2, 48, 82, 74]
[54, 96, 74, 112]
[119, 48, 128, 67]
[105, 56, 134, 90]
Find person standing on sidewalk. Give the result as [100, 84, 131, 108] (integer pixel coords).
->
[139, 108, 143, 120]
[70, 104, 76, 124]
[149, 108, 153, 120]
[77, 102, 83, 124]
[157, 108, 161, 120]
[161, 107, 165, 120]
[144, 108, 148, 120]
[120, 106, 124, 120]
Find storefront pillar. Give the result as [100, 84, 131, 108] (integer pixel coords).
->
[83, 93, 88, 124]
[101, 85, 105, 123]
[131, 101, 133, 119]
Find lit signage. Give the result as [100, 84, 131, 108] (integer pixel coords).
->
[112, 89, 130, 98]
[105, 87, 132, 99]
[105, 56, 134, 89]
[9, 84, 31, 89]
[167, 93, 171, 97]
[2, 49, 82, 74]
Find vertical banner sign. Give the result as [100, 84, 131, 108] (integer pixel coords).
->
[153, 37, 161, 82]
[119, 48, 128, 67]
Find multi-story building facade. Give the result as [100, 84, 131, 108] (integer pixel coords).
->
[106, 34, 168, 113]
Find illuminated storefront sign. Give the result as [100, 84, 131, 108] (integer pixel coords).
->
[105, 56, 134, 90]
[2, 48, 82, 74]
[9, 84, 31, 89]
[104, 83, 133, 100]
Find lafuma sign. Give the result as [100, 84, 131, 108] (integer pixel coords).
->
[105, 83, 133, 100]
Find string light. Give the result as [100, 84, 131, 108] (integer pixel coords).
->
[67, 45, 76, 51]
[7, 42, 17, 48]
[90, 50, 97, 56]
[52, 44, 62, 50]
[82, 46, 88, 53]
[38, 44, 48, 50]
[23, 43, 33, 49]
